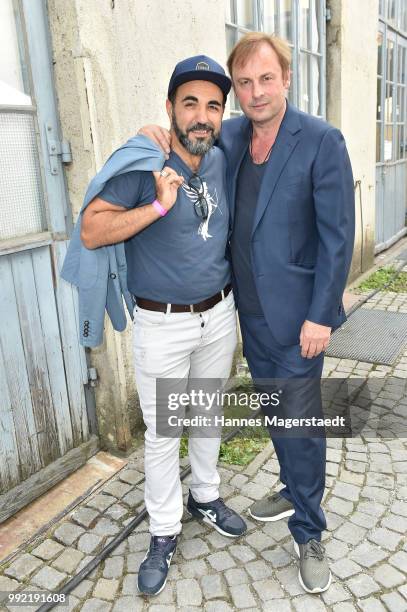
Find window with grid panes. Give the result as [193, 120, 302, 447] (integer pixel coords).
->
[377, 0, 407, 162]
[225, 0, 326, 117]
[381, 0, 407, 32]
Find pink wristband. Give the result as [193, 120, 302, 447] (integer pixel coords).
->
[152, 199, 168, 217]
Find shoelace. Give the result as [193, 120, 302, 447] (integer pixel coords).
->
[210, 497, 234, 518]
[145, 537, 174, 567]
[304, 539, 325, 561]
[269, 491, 284, 503]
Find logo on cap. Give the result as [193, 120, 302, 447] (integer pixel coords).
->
[196, 61, 210, 71]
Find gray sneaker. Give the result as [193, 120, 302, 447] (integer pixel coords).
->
[248, 491, 295, 522]
[294, 538, 332, 593]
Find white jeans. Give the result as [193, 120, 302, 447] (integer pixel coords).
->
[133, 290, 237, 536]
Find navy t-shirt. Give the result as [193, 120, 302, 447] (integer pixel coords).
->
[98, 147, 231, 303]
[230, 150, 265, 314]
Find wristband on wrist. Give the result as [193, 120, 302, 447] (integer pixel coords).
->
[152, 199, 168, 217]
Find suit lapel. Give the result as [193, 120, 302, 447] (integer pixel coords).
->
[252, 103, 302, 236]
[229, 119, 251, 226]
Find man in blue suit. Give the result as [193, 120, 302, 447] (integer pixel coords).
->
[222, 32, 355, 594]
[140, 32, 355, 594]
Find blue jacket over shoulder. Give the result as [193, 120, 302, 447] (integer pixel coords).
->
[60, 135, 165, 347]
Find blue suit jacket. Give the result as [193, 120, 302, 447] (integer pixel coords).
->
[61, 135, 165, 347]
[219, 103, 355, 346]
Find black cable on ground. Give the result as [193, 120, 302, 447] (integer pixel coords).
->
[37, 409, 261, 612]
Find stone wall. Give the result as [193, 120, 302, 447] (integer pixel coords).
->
[327, 0, 379, 281]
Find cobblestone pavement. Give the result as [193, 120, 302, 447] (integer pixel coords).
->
[0, 290, 407, 612]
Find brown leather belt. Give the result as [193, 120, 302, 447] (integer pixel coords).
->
[135, 284, 232, 313]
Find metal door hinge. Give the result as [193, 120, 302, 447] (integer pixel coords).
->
[325, 8, 332, 21]
[45, 123, 72, 175]
[87, 367, 99, 387]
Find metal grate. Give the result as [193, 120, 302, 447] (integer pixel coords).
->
[0, 112, 46, 240]
[326, 308, 407, 365]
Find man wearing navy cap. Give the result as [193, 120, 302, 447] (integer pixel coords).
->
[81, 56, 246, 596]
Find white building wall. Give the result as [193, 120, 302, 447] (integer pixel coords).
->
[47, 0, 228, 450]
[327, 0, 378, 280]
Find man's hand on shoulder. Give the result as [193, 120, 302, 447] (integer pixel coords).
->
[299, 320, 331, 359]
[139, 125, 171, 158]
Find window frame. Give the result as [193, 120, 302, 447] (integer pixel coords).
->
[225, 0, 327, 118]
[379, 0, 407, 34]
[377, 6, 407, 164]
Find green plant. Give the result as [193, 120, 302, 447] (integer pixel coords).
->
[179, 435, 268, 466]
[219, 437, 268, 465]
[180, 436, 189, 458]
[357, 266, 407, 293]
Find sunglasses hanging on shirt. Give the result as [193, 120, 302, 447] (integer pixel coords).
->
[187, 174, 209, 221]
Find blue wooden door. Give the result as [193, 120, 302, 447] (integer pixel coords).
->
[0, 0, 97, 522]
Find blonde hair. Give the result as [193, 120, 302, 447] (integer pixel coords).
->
[227, 32, 291, 79]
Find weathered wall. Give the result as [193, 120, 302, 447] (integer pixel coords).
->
[47, 0, 380, 450]
[47, 0, 228, 451]
[327, 0, 379, 282]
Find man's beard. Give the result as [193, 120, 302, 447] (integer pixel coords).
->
[172, 111, 217, 156]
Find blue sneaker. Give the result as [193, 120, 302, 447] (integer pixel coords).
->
[137, 535, 177, 595]
[187, 490, 247, 537]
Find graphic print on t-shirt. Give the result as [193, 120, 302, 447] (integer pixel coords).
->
[182, 180, 219, 241]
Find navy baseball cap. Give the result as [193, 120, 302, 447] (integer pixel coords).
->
[168, 55, 232, 99]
